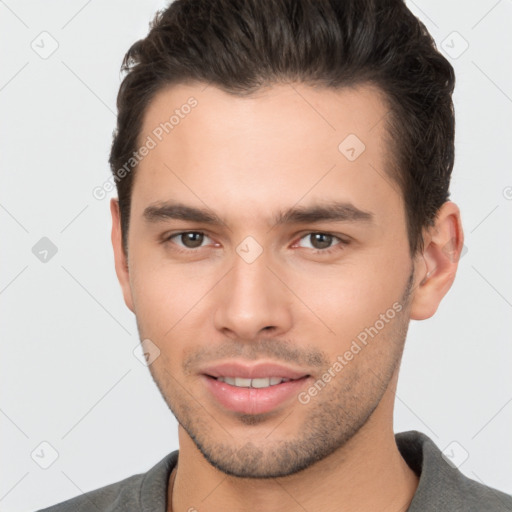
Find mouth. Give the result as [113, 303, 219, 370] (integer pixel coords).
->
[209, 376, 301, 388]
[200, 362, 312, 415]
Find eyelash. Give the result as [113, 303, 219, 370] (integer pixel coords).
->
[162, 231, 349, 256]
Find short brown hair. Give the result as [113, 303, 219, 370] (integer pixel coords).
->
[109, 0, 456, 257]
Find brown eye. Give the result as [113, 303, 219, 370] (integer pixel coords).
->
[178, 232, 205, 248]
[164, 231, 209, 250]
[309, 233, 333, 249]
[295, 232, 348, 254]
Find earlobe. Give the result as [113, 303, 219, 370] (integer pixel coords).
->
[409, 201, 464, 320]
[110, 198, 135, 313]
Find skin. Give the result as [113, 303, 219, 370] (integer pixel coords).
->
[110, 82, 464, 512]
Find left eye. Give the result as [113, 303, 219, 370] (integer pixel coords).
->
[296, 233, 344, 251]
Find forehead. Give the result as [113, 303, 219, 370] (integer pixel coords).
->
[140, 81, 391, 149]
[132, 81, 402, 228]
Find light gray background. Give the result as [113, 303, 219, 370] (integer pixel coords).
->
[1, 1, 511, 510]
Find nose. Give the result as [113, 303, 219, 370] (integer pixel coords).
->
[213, 248, 293, 341]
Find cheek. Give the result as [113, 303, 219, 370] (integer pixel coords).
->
[130, 264, 204, 377]
[287, 257, 407, 346]
[130, 260, 207, 339]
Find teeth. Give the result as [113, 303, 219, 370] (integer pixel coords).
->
[235, 377, 252, 387]
[216, 376, 290, 388]
[251, 378, 271, 388]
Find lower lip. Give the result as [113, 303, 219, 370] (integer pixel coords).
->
[202, 375, 310, 415]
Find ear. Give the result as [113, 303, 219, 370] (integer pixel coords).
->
[110, 198, 135, 313]
[410, 201, 464, 320]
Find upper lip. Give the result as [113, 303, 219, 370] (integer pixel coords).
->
[200, 361, 310, 380]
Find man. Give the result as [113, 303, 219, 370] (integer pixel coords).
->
[39, 0, 512, 510]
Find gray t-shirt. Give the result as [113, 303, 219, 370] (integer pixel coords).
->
[36, 430, 512, 511]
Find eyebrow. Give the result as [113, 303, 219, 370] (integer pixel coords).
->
[142, 200, 374, 227]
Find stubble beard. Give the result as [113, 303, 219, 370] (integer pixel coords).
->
[145, 268, 415, 478]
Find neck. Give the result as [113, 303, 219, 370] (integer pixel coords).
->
[168, 374, 418, 512]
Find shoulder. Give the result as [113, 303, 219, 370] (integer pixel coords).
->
[396, 430, 512, 512]
[36, 473, 145, 512]
[35, 451, 178, 512]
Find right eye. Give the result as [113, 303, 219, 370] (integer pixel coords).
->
[164, 231, 214, 251]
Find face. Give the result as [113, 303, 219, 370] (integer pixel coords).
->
[112, 82, 426, 478]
